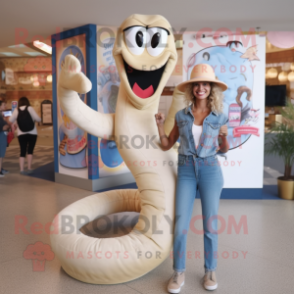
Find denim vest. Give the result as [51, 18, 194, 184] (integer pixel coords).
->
[175, 104, 228, 158]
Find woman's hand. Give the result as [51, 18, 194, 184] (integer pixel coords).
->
[219, 124, 228, 137]
[155, 113, 165, 126]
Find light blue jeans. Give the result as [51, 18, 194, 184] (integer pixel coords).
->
[173, 153, 224, 273]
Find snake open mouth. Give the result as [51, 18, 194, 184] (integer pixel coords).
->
[123, 60, 166, 99]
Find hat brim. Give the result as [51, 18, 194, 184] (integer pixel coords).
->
[177, 78, 228, 92]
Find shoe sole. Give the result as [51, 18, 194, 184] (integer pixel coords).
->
[204, 283, 218, 290]
[167, 281, 185, 293]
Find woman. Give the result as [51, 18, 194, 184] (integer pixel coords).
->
[9, 97, 41, 174]
[155, 64, 229, 293]
[0, 100, 11, 177]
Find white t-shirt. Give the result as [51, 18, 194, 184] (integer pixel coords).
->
[9, 106, 41, 136]
[192, 124, 202, 149]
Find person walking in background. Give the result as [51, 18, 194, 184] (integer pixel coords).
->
[9, 97, 41, 174]
[0, 100, 11, 177]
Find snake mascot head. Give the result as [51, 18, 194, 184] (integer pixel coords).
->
[112, 14, 177, 109]
[51, 14, 183, 284]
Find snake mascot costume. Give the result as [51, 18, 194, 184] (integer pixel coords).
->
[50, 14, 187, 284]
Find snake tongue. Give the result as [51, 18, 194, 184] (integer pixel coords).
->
[132, 83, 154, 98]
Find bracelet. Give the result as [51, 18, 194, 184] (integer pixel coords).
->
[160, 135, 168, 140]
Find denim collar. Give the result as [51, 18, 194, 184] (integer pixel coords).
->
[184, 103, 218, 116]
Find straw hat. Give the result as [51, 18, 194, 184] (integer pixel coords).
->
[177, 63, 228, 92]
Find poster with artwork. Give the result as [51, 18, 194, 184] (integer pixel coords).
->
[42, 104, 52, 124]
[96, 26, 130, 177]
[55, 34, 88, 179]
[183, 32, 266, 188]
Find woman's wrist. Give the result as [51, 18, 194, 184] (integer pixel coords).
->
[157, 125, 165, 136]
[157, 123, 164, 130]
[158, 131, 169, 148]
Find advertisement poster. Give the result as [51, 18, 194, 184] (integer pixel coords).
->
[96, 26, 130, 177]
[11, 101, 18, 113]
[55, 34, 88, 179]
[183, 32, 265, 188]
[42, 104, 52, 124]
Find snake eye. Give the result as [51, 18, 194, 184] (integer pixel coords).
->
[136, 31, 144, 47]
[124, 26, 147, 55]
[146, 27, 168, 57]
[151, 33, 160, 48]
[203, 52, 210, 61]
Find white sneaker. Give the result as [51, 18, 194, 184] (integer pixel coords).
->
[203, 271, 218, 290]
[167, 271, 185, 293]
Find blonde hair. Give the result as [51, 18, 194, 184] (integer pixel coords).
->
[184, 82, 224, 113]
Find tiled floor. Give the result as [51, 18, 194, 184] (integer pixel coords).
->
[1, 144, 294, 294]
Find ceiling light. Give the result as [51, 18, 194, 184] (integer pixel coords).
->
[0, 52, 21, 57]
[8, 44, 26, 48]
[265, 70, 272, 79]
[267, 68, 278, 79]
[278, 71, 288, 82]
[25, 52, 46, 57]
[33, 41, 52, 55]
[33, 81, 40, 87]
[288, 71, 294, 82]
[47, 74, 52, 83]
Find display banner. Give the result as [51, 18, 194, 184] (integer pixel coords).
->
[52, 24, 98, 181]
[183, 32, 265, 188]
[11, 101, 18, 113]
[52, 24, 133, 188]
